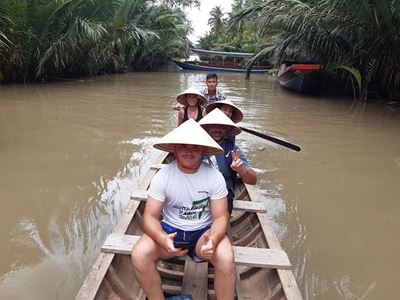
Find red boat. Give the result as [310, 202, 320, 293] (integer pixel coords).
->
[278, 62, 321, 93]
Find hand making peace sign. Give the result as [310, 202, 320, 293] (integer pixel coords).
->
[230, 149, 245, 173]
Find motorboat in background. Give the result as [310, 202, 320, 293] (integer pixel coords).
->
[172, 48, 273, 74]
[278, 62, 322, 93]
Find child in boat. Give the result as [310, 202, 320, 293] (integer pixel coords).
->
[131, 119, 236, 300]
[177, 87, 207, 126]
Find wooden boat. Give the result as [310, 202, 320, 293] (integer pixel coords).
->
[278, 62, 321, 93]
[172, 48, 272, 74]
[76, 152, 303, 300]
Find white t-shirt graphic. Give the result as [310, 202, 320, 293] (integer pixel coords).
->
[148, 160, 227, 231]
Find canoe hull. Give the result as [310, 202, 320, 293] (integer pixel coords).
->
[172, 60, 270, 74]
[76, 153, 303, 300]
[278, 63, 321, 93]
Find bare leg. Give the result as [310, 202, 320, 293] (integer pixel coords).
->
[196, 234, 236, 300]
[211, 236, 236, 300]
[131, 234, 174, 300]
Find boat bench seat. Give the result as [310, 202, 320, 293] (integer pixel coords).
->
[101, 234, 292, 270]
[131, 190, 267, 214]
[150, 163, 169, 169]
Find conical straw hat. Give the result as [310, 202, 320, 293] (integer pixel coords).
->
[199, 108, 241, 136]
[205, 99, 243, 123]
[153, 118, 223, 155]
[176, 87, 207, 106]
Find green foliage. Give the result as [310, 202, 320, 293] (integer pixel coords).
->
[197, 1, 265, 53]
[208, 6, 226, 34]
[159, 0, 200, 9]
[231, 0, 400, 100]
[0, 0, 12, 49]
[332, 65, 363, 100]
[0, 0, 191, 83]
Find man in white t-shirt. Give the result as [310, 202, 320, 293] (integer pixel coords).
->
[131, 119, 236, 300]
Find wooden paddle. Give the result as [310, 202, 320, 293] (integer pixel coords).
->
[172, 105, 301, 152]
[239, 126, 301, 152]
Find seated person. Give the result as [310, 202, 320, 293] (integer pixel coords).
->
[177, 87, 207, 126]
[199, 109, 257, 214]
[205, 99, 244, 142]
[131, 119, 237, 300]
[205, 99, 243, 123]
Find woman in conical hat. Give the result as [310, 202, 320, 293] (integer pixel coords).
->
[177, 87, 207, 126]
[205, 99, 243, 123]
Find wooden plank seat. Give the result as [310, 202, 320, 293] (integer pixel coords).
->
[101, 234, 292, 270]
[181, 260, 208, 299]
[150, 163, 168, 170]
[131, 190, 267, 214]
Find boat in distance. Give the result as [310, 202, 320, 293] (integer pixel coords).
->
[278, 62, 322, 93]
[172, 48, 273, 74]
[76, 152, 303, 300]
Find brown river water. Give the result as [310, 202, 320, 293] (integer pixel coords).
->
[0, 71, 399, 300]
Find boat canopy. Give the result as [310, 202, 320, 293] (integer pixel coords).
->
[189, 48, 254, 58]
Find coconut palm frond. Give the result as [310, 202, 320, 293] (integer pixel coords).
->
[38, 0, 83, 51]
[244, 44, 278, 79]
[0, 0, 12, 49]
[0, 30, 11, 48]
[208, 6, 226, 34]
[1, 0, 191, 81]
[332, 65, 362, 99]
[78, 19, 107, 42]
[36, 39, 67, 77]
[36, 14, 108, 78]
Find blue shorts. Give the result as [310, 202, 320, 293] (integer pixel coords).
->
[161, 222, 211, 262]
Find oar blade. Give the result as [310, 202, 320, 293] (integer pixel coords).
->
[239, 126, 301, 152]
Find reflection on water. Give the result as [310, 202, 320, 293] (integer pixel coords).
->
[0, 72, 399, 299]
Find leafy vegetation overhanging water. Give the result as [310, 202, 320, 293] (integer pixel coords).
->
[200, 0, 400, 102]
[0, 0, 198, 83]
[1, 0, 400, 102]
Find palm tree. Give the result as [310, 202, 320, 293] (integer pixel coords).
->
[0, 0, 191, 83]
[161, 0, 200, 9]
[36, 0, 109, 78]
[208, 6, 226, 35]
[197, 1, 264, 53]
[232, 0, 400, 100]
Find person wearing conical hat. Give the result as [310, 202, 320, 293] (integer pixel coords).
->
[131, 119, 237, 300]
[205, 99, 243, 123]
[177, 87, 207, 126]
[199, 109, 257, 214]
[205, 98, 244, 143]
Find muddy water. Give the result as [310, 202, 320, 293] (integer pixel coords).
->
[0, 72, 399, 299]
